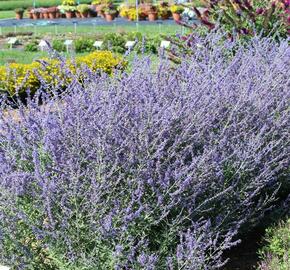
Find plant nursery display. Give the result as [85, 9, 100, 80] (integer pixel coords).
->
[0, 31, 289, 269]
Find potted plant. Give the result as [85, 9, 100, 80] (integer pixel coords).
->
[91, 0, 101, 10]
[147, 5, 158, 21]
[104, 7, 117, 21]
[27, 7, 33, 19]
[127, 8, 146, 21]
[65, 6, 76, 18]
[93, 0, 113, 17]
[47, 7, 58, 19]
[58, 5, 76, 18]
[88, 5, 97, 17]
[170, 5, 184, 21]
[91, 0, 104, 16]
[119, 4, 130, 19]
[139, 0, 153, 16]
[15, 8, 24, 20]
[77, 4, 90, 18]
[42, 8, 50, 19]
[75, 9, 81, 18]
[59, 0, 76, 18]
[31, 8, 41, 19]
[158, 2, 171, 20]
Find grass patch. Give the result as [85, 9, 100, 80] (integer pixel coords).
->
[0, 48, 160, 66]
[0, 23, 183, 36]
[0, 49, 49, 65]
[0, 10, 15, 19]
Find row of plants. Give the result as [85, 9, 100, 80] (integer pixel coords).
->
[0, 31, 289, 269]
[0, 51, 125, 96]
[0, 0, 92, 11]
[118, 2, 185, 22]
[23, 32, 163, 54]
[14, 5, 96, 20]
[14, 0, 188, 22]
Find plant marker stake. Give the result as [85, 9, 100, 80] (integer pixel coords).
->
[0, 265, 10, 270]
[136, 0, 139, 32]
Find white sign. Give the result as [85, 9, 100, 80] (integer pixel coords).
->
[160, 40, 170, 48]
[125, 41, 136, 49]
[93, 41, 103, 48]
[64, 40, 73, 46]
[38, 40, 49, 51]
[39, 40, 48, 47]
[7, 37, 17, 44]
[0, 266, 10, 270]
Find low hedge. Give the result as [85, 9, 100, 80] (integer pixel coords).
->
[24, 33, 163, 54]
[0, 51, 124, 96]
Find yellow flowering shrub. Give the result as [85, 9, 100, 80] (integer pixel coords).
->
[0, 51, 124, 97]
[0, 62, 41, 96]
[76, 51, 123, 74]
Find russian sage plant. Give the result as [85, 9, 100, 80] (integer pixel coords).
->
[0, 33, 289, 269]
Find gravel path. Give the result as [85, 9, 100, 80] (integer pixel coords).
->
[0, 17, 181, 27]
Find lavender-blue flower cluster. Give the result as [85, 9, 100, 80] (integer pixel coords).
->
[0, 33, 289, 269]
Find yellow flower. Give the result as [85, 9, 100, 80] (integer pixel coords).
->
[0, 51, 125, 96]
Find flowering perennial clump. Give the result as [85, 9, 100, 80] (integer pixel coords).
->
[0, 51, 124, 97]
[0, 33, 289, 269]
[180, 0, 290, 38]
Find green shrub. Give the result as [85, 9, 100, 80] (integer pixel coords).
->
[52, 40, 66, 52]
[100, 32, 162, 55]
[258, 219, 290, 270]
[101, 33, 127, 54]
[134, 36, 161, 54]
[24, 41, 39, 52]
[74, 38, 94, 53]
